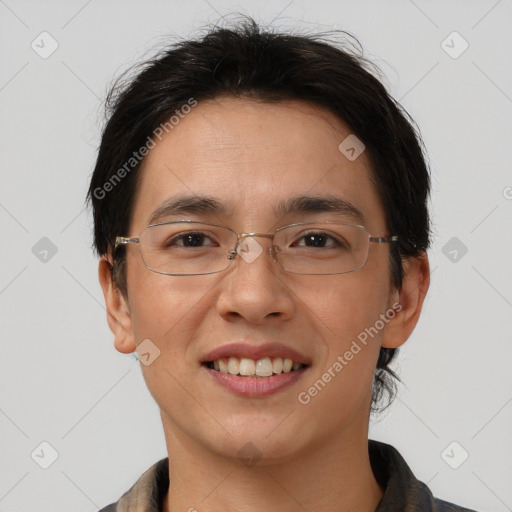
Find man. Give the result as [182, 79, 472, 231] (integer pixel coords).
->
[88, 18, 478, 512]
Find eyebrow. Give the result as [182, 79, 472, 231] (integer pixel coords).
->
[274, 195, 366, 224]
[147, 195, 228, 225]
[147, 194, 365, 226]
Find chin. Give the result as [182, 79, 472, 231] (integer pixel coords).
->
[198, 413, 312, 465]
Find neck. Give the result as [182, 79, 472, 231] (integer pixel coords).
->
[161, 417, 383, 512]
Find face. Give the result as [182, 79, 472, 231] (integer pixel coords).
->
[108, 97, 412, 463]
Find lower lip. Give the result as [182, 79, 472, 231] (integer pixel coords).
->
[204, 367, 306, 398]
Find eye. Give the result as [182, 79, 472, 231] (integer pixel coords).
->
[293, 231, 347, 249]
[166, 231, 217, 248]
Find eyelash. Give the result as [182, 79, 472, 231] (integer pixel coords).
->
[166, 231, 346, 249]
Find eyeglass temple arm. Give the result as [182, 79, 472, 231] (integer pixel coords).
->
[369, 235, 399, 244]
[370, 236, 420, 250]
[115, 236, 140, 250]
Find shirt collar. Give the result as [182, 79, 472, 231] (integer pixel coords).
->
[105, 440, 456, 512]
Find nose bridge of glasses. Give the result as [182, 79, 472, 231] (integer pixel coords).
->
[237, 232, 275, 241]
[227, 231, 277, 263]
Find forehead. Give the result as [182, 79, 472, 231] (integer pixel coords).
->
[131, 97, 386, 232]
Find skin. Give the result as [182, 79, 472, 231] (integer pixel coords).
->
[99, 97, 429, 511]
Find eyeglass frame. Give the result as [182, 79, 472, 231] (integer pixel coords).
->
[114, 219, 399, 276]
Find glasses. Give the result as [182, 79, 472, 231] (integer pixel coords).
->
[115, 220, 399, 276]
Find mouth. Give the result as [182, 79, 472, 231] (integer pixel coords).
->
[201, 343, 310, 398]
[204, 356, 308, 377]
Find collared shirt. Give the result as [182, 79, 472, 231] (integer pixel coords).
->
[98, 440, 478, 511]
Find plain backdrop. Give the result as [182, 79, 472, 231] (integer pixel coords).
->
[1, 0, 511, 510]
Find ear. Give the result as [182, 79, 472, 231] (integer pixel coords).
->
[381, 252, 430, 349]
[98, 256, 136, 354]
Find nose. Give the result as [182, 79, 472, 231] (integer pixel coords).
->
[216, 236, 295, 325]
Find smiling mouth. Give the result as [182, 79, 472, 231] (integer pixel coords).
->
[205, 357, 308, 378]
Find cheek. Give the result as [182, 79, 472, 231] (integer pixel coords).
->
[301, 266, 391, 346]
[125, 267, 213, 410]
[293, 277, 387, 430]
[125, 256, 213, 350]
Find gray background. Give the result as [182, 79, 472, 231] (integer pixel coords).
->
[1, 0, 511, 510]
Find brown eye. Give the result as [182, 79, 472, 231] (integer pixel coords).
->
[302, 234, 331, 247]
[166, 232, 216, 248]
[294, 232, 346, 249]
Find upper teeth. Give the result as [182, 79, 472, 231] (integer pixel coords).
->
[212, 357, 304, 377]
